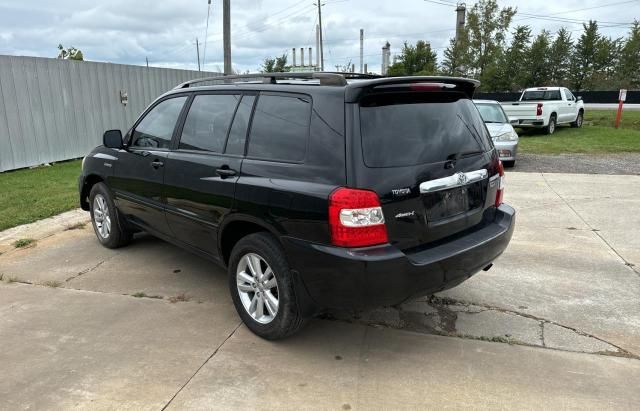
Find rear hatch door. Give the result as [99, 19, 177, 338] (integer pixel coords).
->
[349, 85, 501, 251]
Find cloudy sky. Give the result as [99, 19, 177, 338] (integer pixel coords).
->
[0, 0, 637, 74]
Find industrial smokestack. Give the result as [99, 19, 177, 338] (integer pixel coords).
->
[455, 3, 466, 42]
[300, 47, 304, 67]
[292, 48, 296, 67]
[308, 47, 312, 68]
[381, 41, 390, 75]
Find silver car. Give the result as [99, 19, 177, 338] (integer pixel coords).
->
[474, 100, 519, 167]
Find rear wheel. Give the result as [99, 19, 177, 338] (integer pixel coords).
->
[228, 233, 306, 339]
[89, 183, 132, 249]
[571, 111, 584, 128]
[545, 115, 557, 135]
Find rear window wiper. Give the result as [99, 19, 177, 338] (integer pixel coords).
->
[446, 150, 484, 161]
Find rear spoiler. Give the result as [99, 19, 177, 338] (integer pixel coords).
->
[345, 76, 480, 102]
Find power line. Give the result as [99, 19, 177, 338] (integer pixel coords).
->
[203, 0, 212, 67]
[205, 0, 312, 42]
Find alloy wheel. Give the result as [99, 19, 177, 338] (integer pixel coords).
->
[236, 253, 279, 324]
[93, 194, 111, 239]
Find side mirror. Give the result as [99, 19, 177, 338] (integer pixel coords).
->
[576, 96, 583, 101]
[509, 117, 519, 125]
[103, 129, 123, 149]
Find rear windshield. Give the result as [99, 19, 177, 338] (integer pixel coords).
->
[521, 90, 561, 101]
[359, 92, 492, 168]
[476, 103, 508, 124]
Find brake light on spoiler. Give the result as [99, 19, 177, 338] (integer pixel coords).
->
[373, 82, 457, 92]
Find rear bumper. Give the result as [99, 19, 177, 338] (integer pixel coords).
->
[283, 204, 516, 310]
[514, 119, 545, 128]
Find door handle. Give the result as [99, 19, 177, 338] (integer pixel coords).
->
[150, 160, 164, 169]
[216, 166, 237, 178]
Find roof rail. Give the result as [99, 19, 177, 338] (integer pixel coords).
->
[174, 72, 381, 89]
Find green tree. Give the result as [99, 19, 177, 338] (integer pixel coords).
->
[526, 30, 551, 86]
[592, 36, 623, 89]
[260, 54, 289, 73]
[571, 21, 601, 90]
[495, 25, 531, 91]
[465, 0, 516, 87]
[548, 28, 573, 86]
[57, 44, 84, 61]
[618, 20, 640, 88]
[440, 29, 471, 77]
[387, 40, 438, 76]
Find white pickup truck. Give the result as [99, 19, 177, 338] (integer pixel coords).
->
[501, 87, 585, 134]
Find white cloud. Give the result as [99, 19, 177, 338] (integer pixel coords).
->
[0, 0, 637, 74]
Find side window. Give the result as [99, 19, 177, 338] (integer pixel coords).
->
[131, 97, 187, 149]
[565, 89, 575, 101]
[179, 94, 240, 152]
[247, 94, 311, 162]
[225, 95, 255, 155]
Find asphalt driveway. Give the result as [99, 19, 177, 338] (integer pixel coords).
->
[0, 172, 639, 409]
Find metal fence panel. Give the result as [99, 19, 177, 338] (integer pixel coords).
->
[0, 55, 219, 172]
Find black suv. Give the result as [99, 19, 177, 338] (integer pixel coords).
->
[79, 73, 515, 339]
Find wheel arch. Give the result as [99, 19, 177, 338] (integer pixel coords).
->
[80, 174, 104, 210]
[218, 215, 283, 267]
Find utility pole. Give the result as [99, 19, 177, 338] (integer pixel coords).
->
[145, 57, 149, 68]
[223, 0, 232, 75]
[316, 25, 320, 70]
[315, 2, 324, 71]
[359, 29, 364, 73]
[196, 37, 201, 71]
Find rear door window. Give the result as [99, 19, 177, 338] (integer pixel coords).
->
[359, 92, 492, 168]
[247, 94, 311, 162]
[179, 94, 240, 152]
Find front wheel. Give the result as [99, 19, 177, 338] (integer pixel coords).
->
[571, 111, 584, 128]
[545, 115, 557, 135]
[228, 233, 306, 339]
[89, 183, 132, 249]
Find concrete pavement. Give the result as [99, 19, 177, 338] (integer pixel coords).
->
[1, 172, 639, 409]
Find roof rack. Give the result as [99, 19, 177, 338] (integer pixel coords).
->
[174, 72, 381, 89]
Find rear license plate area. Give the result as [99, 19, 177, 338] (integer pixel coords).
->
[423, 183, 483, 221]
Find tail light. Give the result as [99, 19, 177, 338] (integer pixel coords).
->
[329, 188, 388, 247]
[495, 160, 505, 207]
[536, 103, 543, 116]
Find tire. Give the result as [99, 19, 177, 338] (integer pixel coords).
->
[571, 111, 584, 128]
[545, 115, 557, 135]
[503, 160, 515, 168]
[89, 182, 132, 249]
[228, 232, 306, 340]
